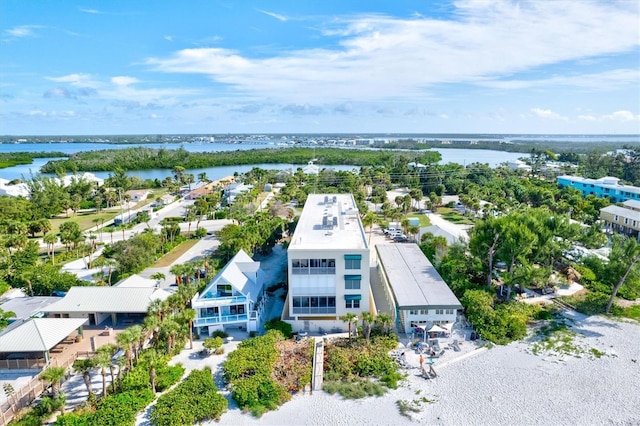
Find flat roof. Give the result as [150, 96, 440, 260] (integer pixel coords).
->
[41, 286, 156, 313]
[289, 194, 367, 250]
[377, 244, 462, 309]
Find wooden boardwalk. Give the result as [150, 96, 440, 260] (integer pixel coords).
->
[311, 338, 324, 392]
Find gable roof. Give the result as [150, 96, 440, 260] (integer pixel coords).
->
[41, 286, 156, 313]
[116, 274, 158, 288]
[0, 318, 87, 352]
[197, 250, 263, 302]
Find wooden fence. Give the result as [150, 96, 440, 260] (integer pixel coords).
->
[1, 351, 94, 426]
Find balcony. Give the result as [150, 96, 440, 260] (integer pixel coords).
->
[194, 313, 249, 327]
[292, 307, 336, 315]
[194, 294, 248, 306]
[291, 267, 336, 275]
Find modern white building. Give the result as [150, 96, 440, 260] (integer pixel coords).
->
[284, 193, 372, 332]
[375, 243, 462, 334]
[192, 250, 266, 335]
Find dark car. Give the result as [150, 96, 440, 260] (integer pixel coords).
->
[51, 290, 67, 297]
[393, 235, 408, 242]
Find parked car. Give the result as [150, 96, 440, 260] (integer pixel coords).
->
[51, 290, 67, 297]
[393, 234, 408, 242]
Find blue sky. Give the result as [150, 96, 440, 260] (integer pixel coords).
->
[1, 0, 639, 135]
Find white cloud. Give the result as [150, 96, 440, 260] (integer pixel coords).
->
[256, 9, 288, 22]
[603, 110, 640, 121]
[578, 110, 640, 122]
[79, 8, 103, 14]
[46, 73, 98, 88]
[477, 69, 640, 91]
[145, 1, 639, 103]
[4, 25, 42, 39]
[111, 76, 140, 87]
[531, 108, 567, 120]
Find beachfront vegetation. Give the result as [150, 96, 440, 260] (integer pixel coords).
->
[0, 151, 67, 169]
[323, 333, 402, 399]
[150, 368, 227, 425]
[223, 330, 311, 417]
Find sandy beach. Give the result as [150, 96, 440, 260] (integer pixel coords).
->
[197, 311, 640, 426]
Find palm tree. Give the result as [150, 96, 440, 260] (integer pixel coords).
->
[376, 313, 393, 334]
[43, 232, 58, 264]
[148, 298, 166, 322]
[340, 313, 358, 341]
[180, 308, 197, 349]
[127, 325, 143, 364]
[73, 358, 96, 397]
[143, 314, 160, 347]
[606, 237, 640, 314]
[150, 272, 166, 288]
[116, 329, 135, 371]
[361, 311, 374, 340]
[361, 211, 375, 245]
[96, 343, 118, 393]
[94, 347, 113, 398]
[141, 349, 160, 393]
[40, 366, 66, 399]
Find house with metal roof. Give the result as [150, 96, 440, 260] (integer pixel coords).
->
[600, 203, 640, 242]
[375, 243, 462, 334]
[0, 318, 87, 366]
[192, 250, 266, 335]
[41, 286, 158, 326]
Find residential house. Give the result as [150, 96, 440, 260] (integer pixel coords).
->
[192, 250, 266, 335]
[125, 189, 152, 202]
[41, 286, 161, 326]
[223, 182, 253, 204]
[284, 194, 372, 332]
[600, 201, 640, 241]
[375, 243, 462, 334]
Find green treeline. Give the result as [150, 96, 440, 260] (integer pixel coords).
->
[39, 147, 442, 173]
[0, 151, 68, 169]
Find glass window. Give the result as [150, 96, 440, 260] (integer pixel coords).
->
[345, 259, 361, 269]
[345, 277, 361, 290]
[345, 299, 360, 309]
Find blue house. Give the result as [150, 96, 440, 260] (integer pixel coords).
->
[557, 175, 640, 203]
[191, 250, 266, 335]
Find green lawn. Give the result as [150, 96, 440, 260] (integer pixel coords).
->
[406, 215, 431, 227]
[49, 211, 119, 234]
[436, 207, 475, 225]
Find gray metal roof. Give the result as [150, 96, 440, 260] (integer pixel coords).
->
[0, 296, 59, 320]
[41, 286, 156, 314]
[0, 318, 87, 352]
[601, 205, 640, 221]
[376, 243, 462, 309]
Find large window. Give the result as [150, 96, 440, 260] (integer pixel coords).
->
[344, 254, 362, 270]
[292, 258, 336, 275]
[345, 275, 361, 290]
[292, 296, 336, 314]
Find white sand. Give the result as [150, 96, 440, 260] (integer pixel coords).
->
[204, 311, 640, 426]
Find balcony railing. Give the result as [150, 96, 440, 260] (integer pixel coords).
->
[195, 294, 248, 305]
[292, 307, 336, 315]
[194, 314, 249, 327]
[291, 267, 336, 275]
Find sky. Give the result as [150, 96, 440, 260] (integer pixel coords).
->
[1, 0, 639, 136]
